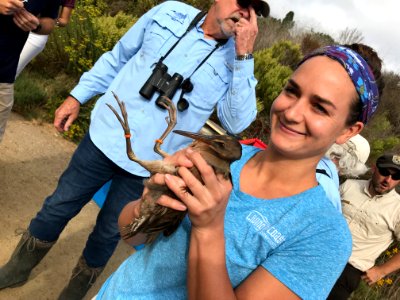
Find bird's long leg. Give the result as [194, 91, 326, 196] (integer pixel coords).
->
[106, 91, 138, 163]
[107, 92, 177, 174]
[153, 96, 177, 158]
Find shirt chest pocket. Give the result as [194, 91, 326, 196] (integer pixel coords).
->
[345, 203, 370, 227]
[342, 200, 358, 219]
[365, 211, 391, 236]
[187, 61, 231, 110]
[343, 200, 390, 235]
[142, 16, 184, 59]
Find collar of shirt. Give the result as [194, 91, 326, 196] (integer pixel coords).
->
[363, 179, 399, 200]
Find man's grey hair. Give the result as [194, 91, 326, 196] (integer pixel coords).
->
[326, 143, 369, 178]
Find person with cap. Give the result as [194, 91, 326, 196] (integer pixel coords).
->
[0, 0, 269, 299]
[317, 134, 371, 212]
[327, 153, 400, 299]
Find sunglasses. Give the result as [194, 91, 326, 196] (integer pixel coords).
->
[378, 167, 400, 180]
[237, 0, 270, 17]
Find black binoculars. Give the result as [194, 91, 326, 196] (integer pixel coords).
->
[140, 61, 191, 111]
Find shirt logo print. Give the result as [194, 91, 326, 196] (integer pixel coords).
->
[246, 210, 286, 247]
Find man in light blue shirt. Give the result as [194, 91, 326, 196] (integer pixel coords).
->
[0, 1, 268, 298]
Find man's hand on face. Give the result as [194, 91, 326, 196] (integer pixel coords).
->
[234, 7, 258, 55]
[0, 0, 23, 15]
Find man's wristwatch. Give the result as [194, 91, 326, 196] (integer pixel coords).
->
[56, 18, 61, 27]
[32, 23, 42, 33]
[235, 53, 254, 60]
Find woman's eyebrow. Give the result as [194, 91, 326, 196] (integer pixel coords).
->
[287, 79, 299, 89]
[288, 79, 337, 109]
[313, 95, 337, 110]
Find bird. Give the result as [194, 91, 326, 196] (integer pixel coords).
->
[107, 92, 242, 243]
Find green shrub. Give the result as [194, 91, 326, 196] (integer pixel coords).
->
[94, 12, 138, 51]
[269, 40, 302, 69]
[32, 1, 135, 76]
[350, 281, 381, 300]
[299, 30, 335, 55]
[255, 17, 294, 51]
[123, 0, 161, 16]
[370, 136, 400, 160]
[14, 70, 80, 121]
[120, 0, 213, 16]
[254, 40, 301, 115]
[362, 112, 400, 161]
[13, 72, 47, 118]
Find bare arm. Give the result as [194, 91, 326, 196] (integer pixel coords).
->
[362, 252, 400, 285]
[216, 7, 257, 134]
[162, 149, 300, 300]
[57, 6, 73, 27]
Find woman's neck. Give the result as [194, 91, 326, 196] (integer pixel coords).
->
[240, 148, 321, 199]
[200, 9, 226, 40]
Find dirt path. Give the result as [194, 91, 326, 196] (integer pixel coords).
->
[0, 113, 133, 300]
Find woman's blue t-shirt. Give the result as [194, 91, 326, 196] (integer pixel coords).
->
[97, 145, 352, 300]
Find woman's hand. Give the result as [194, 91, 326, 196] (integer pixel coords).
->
[159, 148, 232, 231]
[163, 147, 194, 168]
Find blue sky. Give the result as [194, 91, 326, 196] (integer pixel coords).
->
[269, 0, 399, 74]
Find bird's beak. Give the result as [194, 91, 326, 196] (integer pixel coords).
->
[173, 130, 215, 145]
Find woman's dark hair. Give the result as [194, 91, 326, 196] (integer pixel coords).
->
[343, 43, 385, 125]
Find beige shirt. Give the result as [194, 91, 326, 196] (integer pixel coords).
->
[340, 179, 400, 271]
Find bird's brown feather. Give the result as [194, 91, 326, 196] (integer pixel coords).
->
[108, 94, 242, 244]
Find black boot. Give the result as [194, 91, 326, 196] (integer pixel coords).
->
[0, 231, 55, 290]
[58, 255, 104, 300]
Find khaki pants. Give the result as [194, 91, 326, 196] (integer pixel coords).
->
[0, 83, 14, 142]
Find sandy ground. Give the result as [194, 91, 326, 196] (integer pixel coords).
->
[0, 113, 134, 300]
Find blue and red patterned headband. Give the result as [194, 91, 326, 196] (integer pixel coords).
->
[299, 45, 379, 124]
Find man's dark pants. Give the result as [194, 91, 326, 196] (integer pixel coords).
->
[327, 263, 363, 300]
[28, 133, 145, 268]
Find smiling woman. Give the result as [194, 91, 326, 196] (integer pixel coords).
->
[93, 43, 384, 300]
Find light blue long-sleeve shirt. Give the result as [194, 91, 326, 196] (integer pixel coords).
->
[70, 1, 257, 177]
[316, 157, 341, 212]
